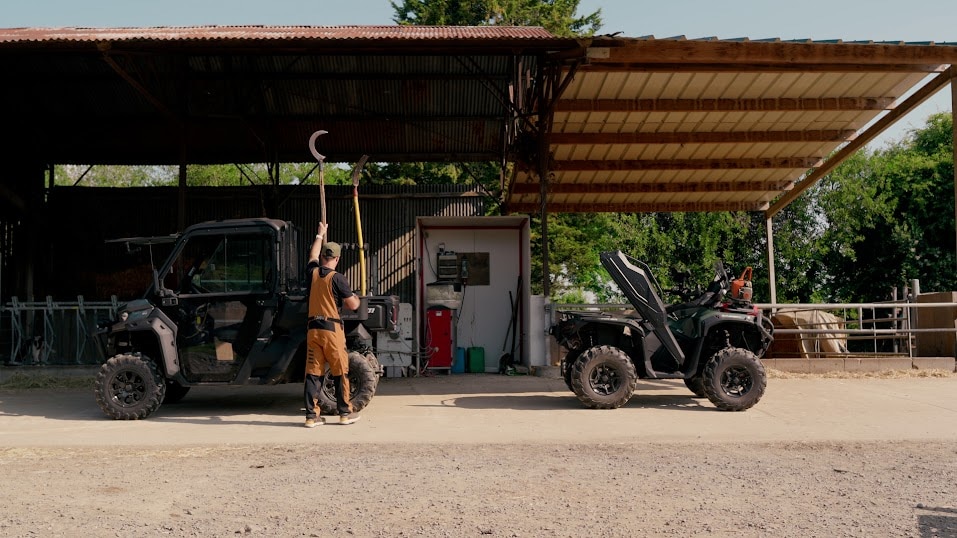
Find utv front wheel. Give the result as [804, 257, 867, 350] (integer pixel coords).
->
[683, 376, 706, 398]
[317, 351, 379, 415]
[94, 353, 167, 420]
[163, 380, 191, 404]
[570, 346, 637, 409]
[702, 347, 767, 411]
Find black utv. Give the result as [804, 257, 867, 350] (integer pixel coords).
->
[551, 251, 773, 411]
[93, 218, 398, 420]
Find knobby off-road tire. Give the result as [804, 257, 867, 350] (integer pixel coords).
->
[570, 345, 638, 409]
[163, 380, 191, 404]
[561, 349, 584, 392]
[317, 351, 379, 415]
[683, 375, 706, 398]
[702, 347, 767, 411]
[94, 353, 167, 420]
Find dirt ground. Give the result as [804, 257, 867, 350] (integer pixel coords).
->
[1, 372, 956, 537]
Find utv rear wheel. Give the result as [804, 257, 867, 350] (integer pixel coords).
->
[317, 351, 379, 415]
[163, 381, 191, 404]
[570, 346, 637, 409]
[702, 347, 767, 411]
[683, 376, 706, 398]
[94, 353, 166, 420]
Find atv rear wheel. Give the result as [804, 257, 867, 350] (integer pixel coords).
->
[561, 349, 583, 391]
[317, 351, 379, 415]
[94, 353, 167, 420]
[683, 375, 706, 398]
[570, 345, 637, 409]
[702, 347, 766, 411]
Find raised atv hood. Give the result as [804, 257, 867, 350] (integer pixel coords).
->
[600, 251, 668, 326]
[600, 250, 684, 362]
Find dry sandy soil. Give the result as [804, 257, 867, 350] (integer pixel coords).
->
[1, 371, 956, 537]
[2, 442, 956, 537]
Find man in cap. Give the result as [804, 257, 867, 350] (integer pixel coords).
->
[303, 222, 361, 427]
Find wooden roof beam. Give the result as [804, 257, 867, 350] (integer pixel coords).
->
[555, 97, 895, 113]
[550, 156, 821, 172]
[511, 180, 791, 195]
[508, 201, 769, 213]
[549, 130, 857, 145]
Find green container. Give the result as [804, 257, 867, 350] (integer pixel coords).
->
[467, 347, 485, 373]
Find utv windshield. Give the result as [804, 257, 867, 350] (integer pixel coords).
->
[163, 232, 274, 295]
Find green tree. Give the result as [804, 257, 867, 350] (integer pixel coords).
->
[55, 162, 352, 188]
[392, 0, 602, 36]
[813, 113, 956, 301]
[54, 164, 177, 187]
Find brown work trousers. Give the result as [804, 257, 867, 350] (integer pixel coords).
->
[304, 326, 352, 418]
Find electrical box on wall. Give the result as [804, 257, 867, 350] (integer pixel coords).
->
[436, 251, 459, 280]
[435, 250, 490, 285]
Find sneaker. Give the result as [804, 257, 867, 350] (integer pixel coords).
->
[304, 417, 324, 428]
[339, 415, 361, 425]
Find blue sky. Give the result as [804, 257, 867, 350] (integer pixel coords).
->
[2, 0, 954, 147]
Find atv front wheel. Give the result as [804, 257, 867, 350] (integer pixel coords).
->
[702, 347, 767, 411]
[570, 345, 637, 409]
[94, 353, 167, 420]
[317, 351, 379, 415]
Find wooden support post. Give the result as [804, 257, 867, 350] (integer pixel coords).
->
[952, 67, 957, 273]
[766, 217, 777, 307]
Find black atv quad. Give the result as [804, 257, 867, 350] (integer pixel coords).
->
[551, 251, 773, 411]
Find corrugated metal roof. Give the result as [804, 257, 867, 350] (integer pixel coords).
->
[0, 27, 955, 218]
[0, 25, 557, 44]
[0, 25, 556, 165]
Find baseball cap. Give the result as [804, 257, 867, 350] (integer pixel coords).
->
[322, 242, 341, 258]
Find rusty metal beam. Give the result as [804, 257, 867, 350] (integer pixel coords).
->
[548, 130, 856, 145]
[552, 157, 821, 172]
[98, 43, 179, 122]
[555, 97, 895, 113]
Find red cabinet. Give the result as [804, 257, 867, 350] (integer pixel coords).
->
[426, 307, 455, 370]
